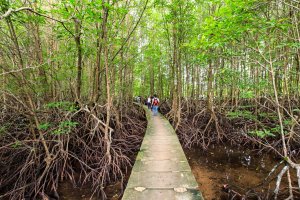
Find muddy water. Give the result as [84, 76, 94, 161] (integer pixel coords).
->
[58, 169, 130, 200]
[185, 145, 289, 200]
[58, 180, 123, 200]
[58, 144, 296, 200]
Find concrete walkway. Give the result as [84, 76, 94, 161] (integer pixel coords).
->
[122, 108, 203, 200]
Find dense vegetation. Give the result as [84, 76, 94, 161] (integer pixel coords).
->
[0, 0, 300, 199]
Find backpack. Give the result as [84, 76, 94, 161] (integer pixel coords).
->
[153, 98, 159, 106]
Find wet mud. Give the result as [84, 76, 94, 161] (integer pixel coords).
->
[185, 145, 298, 200]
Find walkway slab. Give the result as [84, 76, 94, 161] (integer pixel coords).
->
[122, 188, 202, 200]
[133, 160, 191, 172]
[122, 108, 204, 200]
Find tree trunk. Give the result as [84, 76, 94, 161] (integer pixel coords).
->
[207, 58, 214, 113]
[150, 64, 154, 95]
[74, 18, 82, 101]
[30, 2, 49, 101]
[102, 2, 112, 164]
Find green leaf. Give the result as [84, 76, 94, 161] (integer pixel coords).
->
[59, 120, 78, 129]
[283, 120, 292, 126]
[0, 126, 7, 135]
[12, 140, 22, 148]
[249, 129, 275, 138]
[38, 123, 52, 131]
[45, 101, 77, 112]
[51, 120, 78, 135]
[240, 91, 254, 99]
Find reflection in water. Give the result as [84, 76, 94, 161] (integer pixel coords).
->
[185, 145, 287, 200]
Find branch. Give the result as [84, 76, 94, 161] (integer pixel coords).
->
[277, 0, 300, 10]
[81, 105, 114, 134]
[0, 7, 32, 20]
[27, 9, 75, 38]
[0, 6, 75, 38]
[274, 165, 289, 200]
[0, 90, 31, 111]
[0, 66, 39, 76]
[110, 0, 149, 63]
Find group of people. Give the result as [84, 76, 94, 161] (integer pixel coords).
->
[135, 95, 160, 116]
[146, 95, 160, 116]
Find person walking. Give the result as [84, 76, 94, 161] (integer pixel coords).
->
[147, 96, 151, 109]
[151, 94, 159, 116]
[137, 96, 141, 104]
[150, 96, 154, 111]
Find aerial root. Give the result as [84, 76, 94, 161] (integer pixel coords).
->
[0, 104, 146, 199]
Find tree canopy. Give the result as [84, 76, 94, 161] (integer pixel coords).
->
[1, 0, 300, 199]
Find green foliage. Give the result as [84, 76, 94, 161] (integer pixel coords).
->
[0, 0, 298, 150]
[257, 112, 278, 122]
[11, 140, 22, 148]
[258, 112, 268, 118]
[51, 120, 78, 135]
[198, 0, 261, 51]
[249, 129, 275, 138]
[38, 123, 52, 131]
[46, 101, 77, 112]
[0, 125, 7, 136]
[270, 125, 281, 134]
[240, 91, 254, 99]
[227, 110, 257, 120]
[0, 0, 10, 12]
[283, 119, 292, 126]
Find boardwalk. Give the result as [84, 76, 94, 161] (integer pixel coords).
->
[122, 108, 203, 200]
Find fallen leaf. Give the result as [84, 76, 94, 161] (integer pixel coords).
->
[174, 187, 187, 193]
[134, 187, 146, 192]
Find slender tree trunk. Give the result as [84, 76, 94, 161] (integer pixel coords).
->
[74, 18, 83, 101]
[119, 50, 124, 109]
[170, 19, 179, 128]
[196, 66, 201, 98]
[102, 2, 112, 164]
[92, 13, 107, 102]
[30, 2, 49, 101]
[6, 14, 52, 167]
[150, 64, 154, 95]
[269, 51, 294, 200]
[296, 51, 300, 98]
[191, 65, 195, 99]
[6, 17, 24, 69]
[207, 57, 214, 113]
[158, 61, 163, 98]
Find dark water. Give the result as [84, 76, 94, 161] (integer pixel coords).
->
[185, 145, 298, 200]
[58, 145, 298, 200]
[58, 180, 123, 200]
